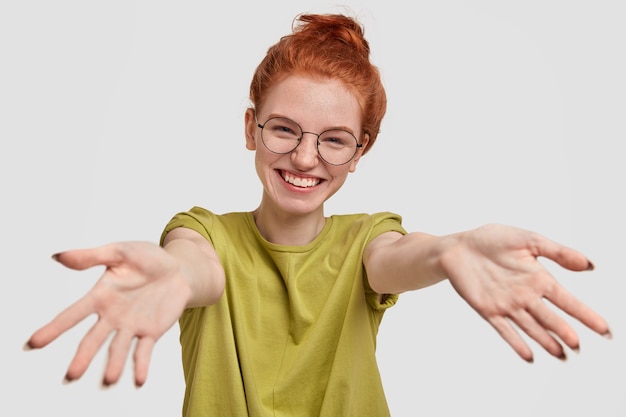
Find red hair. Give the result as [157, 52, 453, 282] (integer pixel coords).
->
[249, 13, 386, 154]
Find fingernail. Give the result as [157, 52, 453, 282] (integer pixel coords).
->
[23, 341, 33, 351]
[572, 345, 580, 354]
[586, 260, 595, 271]
[603, 328, 613, 340]
[559, 351, 567, 361]
[101, 380, 111, 390]
[526, 356, 534, 364]
[52, 253, 61, 262]
[63, 375, 74, 385]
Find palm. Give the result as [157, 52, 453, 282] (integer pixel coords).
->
[441, 224, 606, 362]
[27, 241, 190, 387]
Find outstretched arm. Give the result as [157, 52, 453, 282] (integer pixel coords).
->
[363, 224, 611, 362]
[25, 227, 224, 387]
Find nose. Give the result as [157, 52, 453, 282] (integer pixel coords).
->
[291, 132, 320, 170]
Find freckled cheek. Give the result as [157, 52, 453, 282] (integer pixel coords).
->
[255, 151, 284, 180]
[326, 166, 351, 182]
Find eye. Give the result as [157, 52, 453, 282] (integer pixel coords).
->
[319, 130, 355, 148]
[266, 118, 301, 139]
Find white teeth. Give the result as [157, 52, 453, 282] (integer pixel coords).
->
[283, 172, 320, 188]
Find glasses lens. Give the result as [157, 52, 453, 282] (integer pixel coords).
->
[318, 130, 358, 165]
[261, 117, 302, 154]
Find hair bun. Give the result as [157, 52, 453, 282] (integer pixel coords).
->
[294, 14, 370, 59]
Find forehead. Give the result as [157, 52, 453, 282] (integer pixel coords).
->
[259, 75, 362, 129]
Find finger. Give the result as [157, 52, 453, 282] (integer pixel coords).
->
[133, 337, 155, 388]
[531, 235, 592, 272]
[544, 284, 610, 337]
[527, 297, 580, 351]
[510, 304, 566, 359]
[65, 318, 113, 382]
[488, 315, 534, 363]
[53, 244, 125, 271]
[26, 296, 94, 349]
[102, 330, 135, 387]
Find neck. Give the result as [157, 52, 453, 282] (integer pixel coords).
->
[252, 203, 326, 246]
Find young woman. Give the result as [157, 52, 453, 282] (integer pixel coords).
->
[25, 13, 610, 417]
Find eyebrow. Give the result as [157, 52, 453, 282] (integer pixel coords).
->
[264, 113, 358, 134]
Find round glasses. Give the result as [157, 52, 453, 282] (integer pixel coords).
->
[257, 116, 362, 166]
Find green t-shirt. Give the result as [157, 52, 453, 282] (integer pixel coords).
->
[161, 207, 407, 417]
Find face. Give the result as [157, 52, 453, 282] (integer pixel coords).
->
[245, 75, 368, 218]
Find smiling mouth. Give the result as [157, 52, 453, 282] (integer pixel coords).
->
[280, 170, 321, 188]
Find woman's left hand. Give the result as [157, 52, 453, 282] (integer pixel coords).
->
[441, 223, 611, 362]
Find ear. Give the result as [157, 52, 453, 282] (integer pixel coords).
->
[348, 133, 369, 173]
[244, 108, 257, 151]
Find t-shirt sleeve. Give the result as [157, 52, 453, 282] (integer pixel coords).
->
[363, 212, 407, 311]
[367, 212, 407, 245]
[159, 206, 216, 247]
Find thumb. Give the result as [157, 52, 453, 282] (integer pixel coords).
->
[52, 244, 124, 271]
[533, 236, 593, 272]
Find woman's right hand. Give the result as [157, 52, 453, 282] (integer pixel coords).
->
[25, 241, 193, 387]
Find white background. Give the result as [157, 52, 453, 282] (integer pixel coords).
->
[2, 1, 624, 416]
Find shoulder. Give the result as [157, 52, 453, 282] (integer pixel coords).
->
[319, 213, 406, 255]
[329, 212, 406, 240]
[160, 207, 252, 244]
[330, 211, 403, 225]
